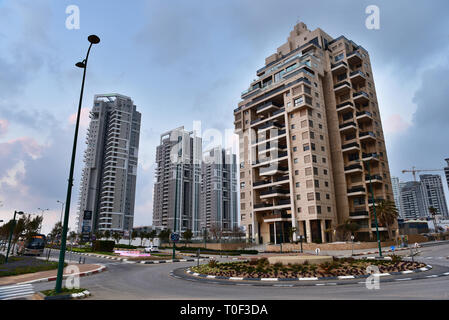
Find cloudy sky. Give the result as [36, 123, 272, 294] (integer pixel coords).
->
[1, 0, 448, 234]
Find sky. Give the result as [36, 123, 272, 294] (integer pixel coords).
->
[0, 0, 449, 235]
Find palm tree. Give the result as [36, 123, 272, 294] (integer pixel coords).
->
[182, 229, 193, 245]
[94, 230, 104, 241]
[104, 230, 111, 240]
[148, 230, 157, 245]
[130, 230, 138, 246]
[429, 206, 438, 233]
[336, 220, 360, 241]
[288, 227, 297, 243]
[371, 200, 398, 240]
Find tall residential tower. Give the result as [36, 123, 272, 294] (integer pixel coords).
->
[152, 127, 202, 235]
[200, 147, 238, 233]
[234, 22, 396, 244]
[77, 94, 141, 234]
[420, 174, 449, 218]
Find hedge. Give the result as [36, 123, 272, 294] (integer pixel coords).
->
[92, 240, 115, 252]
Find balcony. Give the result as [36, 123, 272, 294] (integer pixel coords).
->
[359, 131, 376, 142]
[365, 175, 383, 183]
[257, 122, 285, 133]
[252, 129, 286, 146]
[368, 198, 385, 206]
[259, 188, 290, 199]
[362, 152, 380, 161]
[251, 108, 286, 127]
[263, 212, 292, 222]
[253, 151, 288, 167]
[333, 81, 351, 94]
[336, 101, 355, 113]
[347, 51, 363, 65]
[258, 144, 287, 156]
[293, 95, 313, 111]
[349, 211, 369, 218]
[347, 186, 366, 196]
[349, 70, 366, 84]
[344, 164, 363, 174]
[339, 121, 357, 132]
[257, 101, 281, 114]
[253, 176, 289, 189]
[356, 111, 373, 122]
[254, 199, 291, 212]
[342, 142, 360, 152]
[331, 61, 348, 74]
[259, 165, 289, 176]
[353, 91, 369, 104]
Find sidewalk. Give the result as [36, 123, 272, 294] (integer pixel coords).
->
[0, 263, 106, 286]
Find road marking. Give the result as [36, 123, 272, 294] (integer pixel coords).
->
[0, 284, 35, 300]
[395, 278, 412, 281]
[299, 277, 318, 281]
[426, 275, 438, 278]
[401, 271, 413, 274]
[338, 275, 355, 279]
[229, 277, 244, 281]
[261, 278, 278, 281]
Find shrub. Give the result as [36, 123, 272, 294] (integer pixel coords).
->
[273, 262, 283, 268]
[208, 259, 218, 268]
[388, 254, 402, 263]
[257, 257, 269, 267]
[114, 244, 137, 249]
[0, 254, 5, 265]
[92, 240, 115, 252]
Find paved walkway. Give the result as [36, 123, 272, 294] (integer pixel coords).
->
[0, 263, 103, 286]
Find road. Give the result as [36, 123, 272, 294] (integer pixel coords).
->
[23, 243, 449, 299]
[2, 243, 448, 300]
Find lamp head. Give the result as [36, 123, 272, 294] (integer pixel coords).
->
[75, 61, 86, 69]
[17, 211, 24, 215]
[88, 35, 100, 44]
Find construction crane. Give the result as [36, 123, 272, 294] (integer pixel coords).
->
[401, 166, 444, 181]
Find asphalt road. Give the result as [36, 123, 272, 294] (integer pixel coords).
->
[23, 243, 449, 300]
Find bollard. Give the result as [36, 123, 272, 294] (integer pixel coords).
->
[83, 257, 86, 264]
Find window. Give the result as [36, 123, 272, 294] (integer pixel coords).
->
[320, 135, 324, 140]
[240, 182, 245, 189]
[319, 124, 323, 129]
[294, 158, 298, 164]
[290, 114, 294, 118]
[322, 157, 326, 163]
[293, 146, 297, 152]
[294, 97, 304, 106]
[335, 52, 344, 62]
[327, 207, 331, 212]
[308, 206, 315, 214]
[291, 124, 296, 129]
[317, 206, 322, 214]
[314, 179, 319, 187]
[317, 113, 321, 119]
[307, 193, 314, 201]
[323, 169, 328, 175]
[326, 194, 330, 200]
[296, 182, 300, 188]
[325, 181, 329, 187]
[292, 135, 296, 141]
[305, 167, 312, 176]
[301, 120, 307, 128]
[309, 120, 314, 127]
[315, 192, 321, 200]
[304, 155, 311, 163]
[303, 144, 310, 151]
[311, 143, 316, 151]
[312, 155, 317, 163]
[302, 132, 308, 139]
[296, 194, 301, 200]
[295, 170, 299, 175]
[297, 207, 302, 213]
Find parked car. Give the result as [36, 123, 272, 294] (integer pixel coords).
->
[144, 245, 159, 253]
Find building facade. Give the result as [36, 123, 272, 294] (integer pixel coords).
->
[233, 22, 396, 244]
[400, 181, 427, 219]
[200, 147, 238, 233]
[444, 158, 449, 191]
[391, 176, 404, 219]
[152, 127, 202, 235]
[420, 174, 449, 218]
[77, 94, 141, 234]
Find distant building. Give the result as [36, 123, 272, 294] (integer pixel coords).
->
[200, 147, 238, 233]
[420, 174, 449, 218]
[391, 177, 403, 218]
[398, 219, 429, 235]
[444, 158, 449, 191]
[132, 225, 165, 234]
[77, 94, 141, 235]
[400, 181, 427, 219]
[152, 127, 202, 235]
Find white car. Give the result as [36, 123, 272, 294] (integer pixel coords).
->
[144, 245, 159, 253]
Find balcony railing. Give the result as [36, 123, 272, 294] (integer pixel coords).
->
[349, 211, 369, 217]
[259, 166, 288, 174]
[359, 131, 376, 138]
[333, 81, 351, 89]
[362, 152, 379, 159]
[260, 189, 290, 196]
[344, 164, 363, 171]
[348, 186, 366, 193]
[350, 70, 366, 78]
[253, 130, 286, 144]
[339, 121, 357, 129]
[356, 111, 372, 118]
[342, 142, 360, 150]
[331, 61, 348, 70]
[353, 91, 369, 99]
[257, 101, 280, 112]
[336, 101, 354, 110]
[258, 122, 284, 131]
[366, 175, 383, 181]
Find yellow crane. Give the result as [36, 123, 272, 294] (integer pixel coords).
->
[401, 166, 444, 181]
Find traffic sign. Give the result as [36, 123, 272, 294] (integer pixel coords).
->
[170, 233, 180, 242]
[390, 245, 395, 252]
[315, 248, 320, 255]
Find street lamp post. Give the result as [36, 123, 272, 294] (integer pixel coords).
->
[37, 208, 49, 233]
[55, 34, 100, 294]
[5, 211, 24, 263]
[365, 160, 382, 257]
[56, 201, 65, 223]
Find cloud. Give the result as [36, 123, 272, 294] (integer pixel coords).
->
[383, 114, 411, 134]
[0, 119, 8, 136]
[68, 107, 90, 129]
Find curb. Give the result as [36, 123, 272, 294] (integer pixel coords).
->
[17, 265, 107, 285]
[352, 247, 411, 256]
[67, 251, 129, 262]
[185, 264, 433, 282]
[35, 290, 91, 300]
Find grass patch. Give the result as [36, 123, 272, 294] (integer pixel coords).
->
[41, 287, 87, 297]
[0, 261, 67, 278]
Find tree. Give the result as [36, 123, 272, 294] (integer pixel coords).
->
[336, 220, 360, 241]
[94, 230, 104, 241]
[158, 229, 171, 243]
[148, 230, 157, 244]
[182, 229, 193, 244]
[68, 231, 78, 244]
[104, 230, 111, 240]
[288, 227, 297, 243]
[112, 231, 122, 245]
[50, 221, 63, 244]
[371, 200, 398, 239]
[130, 230, 139, 245]
[428, 206, 438, 233]
[209, 223, 223, 241]
[140, 231, 149, 247]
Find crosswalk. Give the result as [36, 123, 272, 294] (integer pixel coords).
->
[0, 284, 35, 300]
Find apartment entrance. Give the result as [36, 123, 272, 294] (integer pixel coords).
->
[310, 220, 322, 243]
[269, 221, 291, 244]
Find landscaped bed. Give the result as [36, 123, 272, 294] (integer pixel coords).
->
[0, 256, 66, 277]
[126, 253, 183, 261]
[190, 256, 427, 279]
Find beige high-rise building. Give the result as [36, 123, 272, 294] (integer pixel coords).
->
[234, 22, 396, 244]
